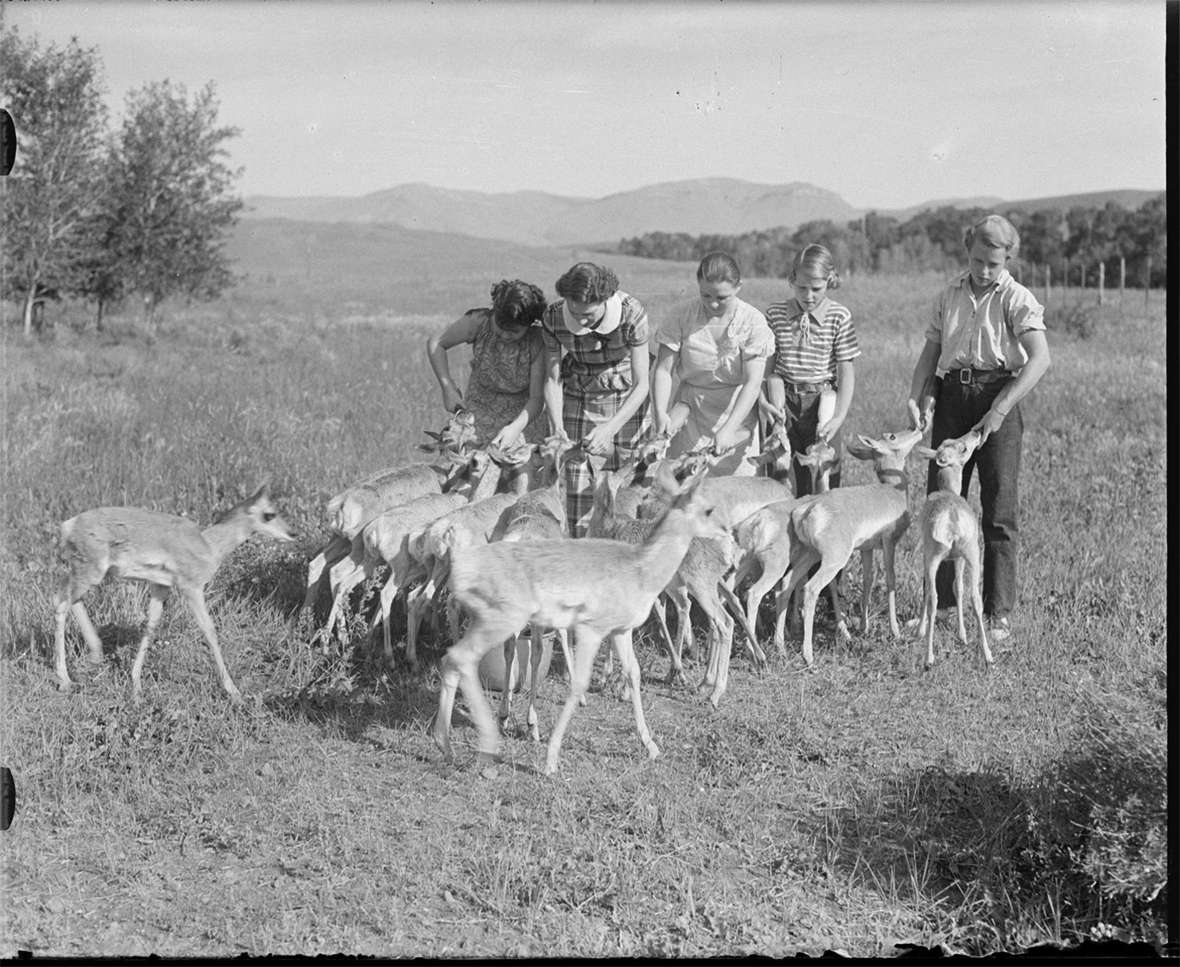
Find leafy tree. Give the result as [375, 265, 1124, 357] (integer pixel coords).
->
[97, 80, 242, 328]
[0, 27, 108, 335]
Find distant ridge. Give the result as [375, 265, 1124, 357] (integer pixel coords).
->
[242, 179, 1164, 247]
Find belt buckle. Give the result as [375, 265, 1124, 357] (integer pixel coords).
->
[958, 369, 973, 385]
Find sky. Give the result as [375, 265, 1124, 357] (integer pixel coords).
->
[6, 0, 1168, 209]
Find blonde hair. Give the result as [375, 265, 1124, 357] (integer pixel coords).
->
[789, 243, 841, 290]
[964, 214, 1020, 257]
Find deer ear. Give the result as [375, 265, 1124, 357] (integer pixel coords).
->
[915, 445, 938, 461]
[846, 437, 876, 461]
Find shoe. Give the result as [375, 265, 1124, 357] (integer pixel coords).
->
[988, 616, 1012, 643]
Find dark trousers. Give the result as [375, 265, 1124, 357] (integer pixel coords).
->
[768, 384, 844, 494]
[928, 376, 1022, 617]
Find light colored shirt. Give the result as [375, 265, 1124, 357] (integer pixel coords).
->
[765, 297, 860, 383]
[654, 298, 773, 389]
[926, 269, 1046, 375]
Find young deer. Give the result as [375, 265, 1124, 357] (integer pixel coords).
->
[484, 435, 578, 733]
[914, 430, 993, 670]
[321, 449, 501, 648]
[774, 427, 925, 665]
[53, 483, 295, 704]
[731, 440, 841, 657]
[301, 409, 484, 618]
[301, 462, 447, 619]
[589, 465, 759, 700]
[433, 462, 726, 775]
[490, 497, 571, 742]
[396, 442, 545, 663]
[402, 488, 522, 665]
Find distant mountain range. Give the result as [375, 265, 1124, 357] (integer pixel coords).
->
[241, 179, 1163, 248]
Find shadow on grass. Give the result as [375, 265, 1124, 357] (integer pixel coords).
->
[823, 749, 1169, 953]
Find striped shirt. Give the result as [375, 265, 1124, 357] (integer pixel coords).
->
[765, 297, 860, 383]
[926, 269, 1046, 375]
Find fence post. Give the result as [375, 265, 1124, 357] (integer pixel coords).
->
[1145, 256, 1152, 310]
[1098, 261, 1105, 306]
[1044, 263, 1051, 305]
[1119, 255, 1126, 303]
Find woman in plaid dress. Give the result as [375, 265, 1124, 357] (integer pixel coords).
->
[540, 262, 652, 537]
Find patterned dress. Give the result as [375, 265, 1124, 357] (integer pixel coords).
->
[463, 309, 545, 446]
[654, 298, 773, 476]
[540, 292, 652, 537]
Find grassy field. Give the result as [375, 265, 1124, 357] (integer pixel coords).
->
[0, 260, 1168, 958]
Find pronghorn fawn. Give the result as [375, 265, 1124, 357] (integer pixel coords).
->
[53, 483, 296, 704]
[433, 462, 725, 775]
[914, 430, 994, 670]
[731, 440, 841, 659]
[300, 409, 481, 621]
[774, 427, 925, 666]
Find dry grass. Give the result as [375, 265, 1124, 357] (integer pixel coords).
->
[0, 273, 1168, 958]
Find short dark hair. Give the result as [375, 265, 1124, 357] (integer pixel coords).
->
[697, 251, 742, 286]
[490, 279, 547, 329]
[554, 262, 619, 303]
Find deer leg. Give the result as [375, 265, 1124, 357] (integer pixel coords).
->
[665, 584, 691, 686]
[773, 549, 818, 657]
[404, 576, 435, 668]
[545, 627, 605, 775]
[497, 634, 517, 727]
[610, 630, 661, 760]
[882, 539, 901, 638]
[858, 548, 874, 635]
[324, 555, 368, 644]
[128, 585, 170, 703]
[924, 552, 943, 670]
[953, 558, 969, 644]
[649, 596, 676, 672]
[801, 559, 844, 667]
[374, 572, 403, 666]
[551, 628, 583, 706]
[301, 534, 350, 617]
[526, 625, 545, 743]
[827, 564, 849, 642]
[55, 577, 103, 690]
[433, 610, 523, 765]
[719, 579, 764, 668]
[705, 597, 736, 710]
[744, 547, 788, 657]
[180, 586, 243, 705]
[966, 548, 993, 668]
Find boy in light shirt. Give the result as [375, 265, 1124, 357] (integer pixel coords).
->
[906, 214, 1051, 643]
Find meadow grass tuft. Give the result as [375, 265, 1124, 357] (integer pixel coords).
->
[0, 278, 1167, 957]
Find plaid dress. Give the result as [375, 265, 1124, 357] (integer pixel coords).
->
[540, 293, 652, 536]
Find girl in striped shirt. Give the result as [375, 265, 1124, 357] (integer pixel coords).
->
[763, 243, 860, 495]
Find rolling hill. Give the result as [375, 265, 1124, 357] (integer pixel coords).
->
[243, 178, 1163, 248]
[242, 178, 859, 247]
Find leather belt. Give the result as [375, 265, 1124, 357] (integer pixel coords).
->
[954, 368, 1011, 385]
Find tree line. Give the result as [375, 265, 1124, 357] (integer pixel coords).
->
[1, 27, 242, 335]
[616, 196, 1167, 289]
